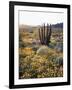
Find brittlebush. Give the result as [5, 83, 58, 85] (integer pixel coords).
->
[19, 51, 63, 79]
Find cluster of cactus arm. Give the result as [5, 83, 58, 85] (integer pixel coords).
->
[39, 23, 52, 46]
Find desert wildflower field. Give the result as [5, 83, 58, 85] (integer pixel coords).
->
[19, 23, 63, 79]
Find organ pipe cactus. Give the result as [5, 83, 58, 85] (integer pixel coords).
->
[39, 23, 52, 45]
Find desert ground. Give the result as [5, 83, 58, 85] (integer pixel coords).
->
[19, 23, 63, 79]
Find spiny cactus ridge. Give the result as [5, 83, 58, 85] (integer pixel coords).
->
[39, 23, 52, 45]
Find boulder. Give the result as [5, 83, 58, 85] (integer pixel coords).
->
[37, 45, 49, 55]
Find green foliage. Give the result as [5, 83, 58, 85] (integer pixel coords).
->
[19, 24, 63, 79]
[19, 47, 63, 79]
[49, 41, 56, 49]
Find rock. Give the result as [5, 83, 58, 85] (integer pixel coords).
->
[36, 45, 49, 55]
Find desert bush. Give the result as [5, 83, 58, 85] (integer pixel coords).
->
[55, 42, 63, 52]
[49, 42, 56, 49]
[56, 56, 63, 66]
[32, 45, 40, 51]
[19, 41, 27, 48]
[19, 52, 63, 79]
[19, 25, 63, 79]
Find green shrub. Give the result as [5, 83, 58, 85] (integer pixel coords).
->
[19, 53, 63, 79]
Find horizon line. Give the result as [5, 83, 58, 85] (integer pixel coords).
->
[19, 22, 63, 27]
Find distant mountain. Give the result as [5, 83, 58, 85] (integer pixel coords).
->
[19, 23, 63, 32]
[52, 23, 63, 29]
[19, 24, 33, 32]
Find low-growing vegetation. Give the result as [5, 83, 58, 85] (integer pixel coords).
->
[19, 23, 63, 79]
